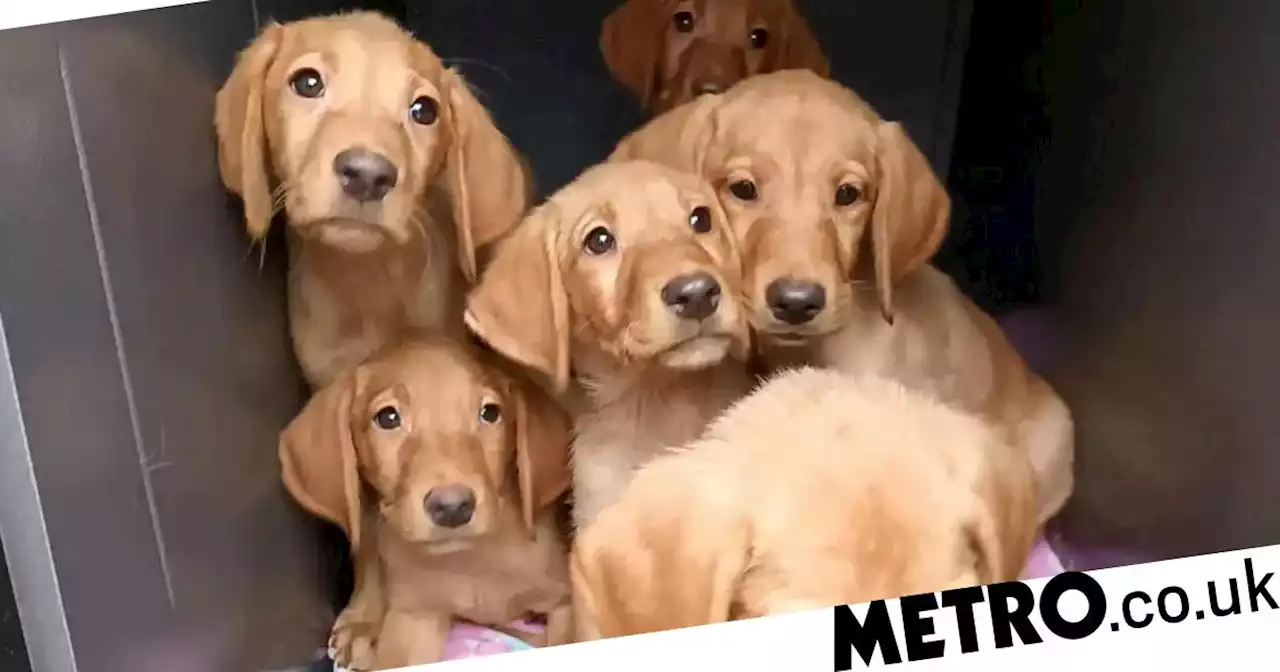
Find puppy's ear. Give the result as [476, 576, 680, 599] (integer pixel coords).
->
[779, 9, 830, 77]
[609, 93, 721, 174]
[465, 206, 571, 393]
[600, 0, 668, 109]
[508, 376, 572, 532]
[215, 22, 283, 242]
[966, 447, 1039, 584]
[571, 451, 752, 639]
[868, 121, 950, 323]
[443, 67, 531, 284]
[278, 370, 365, 550]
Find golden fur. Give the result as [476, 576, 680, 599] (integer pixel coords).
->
[215, 12, 529, 388]
[278, 337, 572, 669]
[571, 367, 1038, 639]
[465, 160, 756, 531]
[602, 0, 828, 115]
[610, 69, 1074, 524]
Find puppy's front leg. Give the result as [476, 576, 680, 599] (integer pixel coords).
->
[544, 603, 575, 646]
[330, 538, 386, 672]
[375, 610, 452, 668]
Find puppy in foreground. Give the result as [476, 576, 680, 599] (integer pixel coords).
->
[465, 160, 755, 530]
[611, 69, 1074, 525]
[279, 338, 572, 670]
[216, 12, 529, 388]
[572, 367, 1038, 639]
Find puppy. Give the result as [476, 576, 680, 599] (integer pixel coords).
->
[601, 0, 829, 115]
[465, 160, 755, 531]
[611, 69, 1074, 525]
[572, 367, 1038, 639]
[279, 338, 572, 669]
[216, 12, 529, 388]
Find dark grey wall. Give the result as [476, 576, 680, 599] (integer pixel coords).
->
[0, 549, 29, 670]
[1036, 1, 1280, 561]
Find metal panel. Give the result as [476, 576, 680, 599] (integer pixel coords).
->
[0, 1, 337, 669]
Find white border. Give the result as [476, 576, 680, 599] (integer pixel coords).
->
[0, 0, 210, 32]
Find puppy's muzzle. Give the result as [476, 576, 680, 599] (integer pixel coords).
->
[423, 484, 476, 529]
[692, 79, 728, 96]
[765, 278, 826, 326]
[661, 272, 722, 322]
[333, 148, 398, 203]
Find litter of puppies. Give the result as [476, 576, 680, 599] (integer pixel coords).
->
[213, 8, 1073, 670]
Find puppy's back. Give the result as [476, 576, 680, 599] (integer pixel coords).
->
[574, 367, 1038, 637]
[712, 368, 1035, 612]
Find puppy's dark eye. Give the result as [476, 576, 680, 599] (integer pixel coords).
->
[749, 28, 770, 49]
[673, 11, 695, 33]
[479, 402, 502, 424]
[409, 96, 438, 125]
[835, 183, 861, 206]
[373, 406, 401, 430]
[728, 179, 758, 202]
[689, 205, 713, 234]
[583, 226, 616, 255]
[289, 68, 325, 98]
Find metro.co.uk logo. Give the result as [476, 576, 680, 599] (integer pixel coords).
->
[834, 557, 1277, 669]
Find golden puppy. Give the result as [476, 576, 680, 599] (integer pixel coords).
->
[465, 160, 755, 531]
[279, 338, 572, 670]
[216, 12, 529, 388]
[601, 0, 829, 115]
[572, 367, 1038, 639]
[610, 69, 1074, 525]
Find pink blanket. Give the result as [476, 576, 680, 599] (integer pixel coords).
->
[1022, 535, 1066, 580]
[406, 537, 1067, 664]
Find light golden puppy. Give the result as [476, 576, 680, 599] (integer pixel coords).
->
[572, 367, 1038, 639]
[465, 160, 755, 531]
[601, 0, 829, 115]
[279, 338, 572, 670]
[610, 69, 1074, 525]
[216, 12, 529, 388]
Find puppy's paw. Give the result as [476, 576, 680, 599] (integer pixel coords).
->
[328, 618, 378, 672]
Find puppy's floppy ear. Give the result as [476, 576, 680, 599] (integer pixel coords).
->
[278, 370, 365, 550]
[465, 206, 571, 393]
[215, 22, 283, 242]
[779, 8, 830, 77]
[571, 451, 752, 639]
[966, 448, 1039, 585]
[507, 376, 572, 532]
[442, 67, 531, 284]
[609, 93, 721, 174]
[868, 121, 950, 323]
[600, 0, 669, 109]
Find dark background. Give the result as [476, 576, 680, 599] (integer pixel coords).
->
[5, 0, 1280, 670]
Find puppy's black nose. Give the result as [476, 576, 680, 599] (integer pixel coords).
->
[766, 278, 826, 325]
[661, 272, 722, 321]
[333, 149, 398, 202]
[423, 485, 476, 529]
[692, 79, 726, 96]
